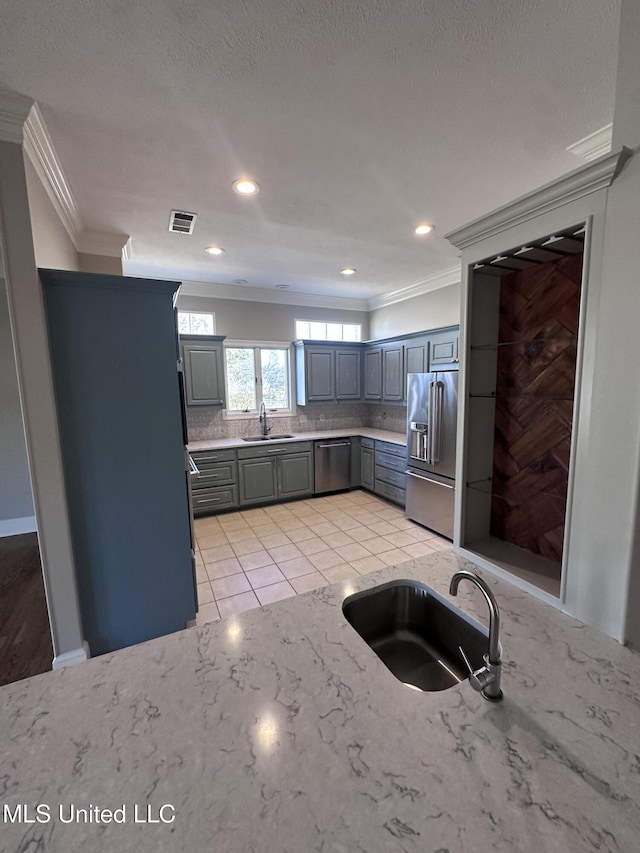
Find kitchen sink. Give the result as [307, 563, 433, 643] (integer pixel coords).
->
[241, 434, 295, 442]
[342, 579, 488, 692]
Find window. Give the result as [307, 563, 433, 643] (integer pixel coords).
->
[224, 342, 293, 416]
[295, 320, 361, 342]
[178, 311, 215, 335]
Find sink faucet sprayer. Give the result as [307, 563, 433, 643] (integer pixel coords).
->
[449, 570, 503, 701]
[258, 402, 271, 438]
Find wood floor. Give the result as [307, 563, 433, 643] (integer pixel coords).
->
[0, 533, 52, 687]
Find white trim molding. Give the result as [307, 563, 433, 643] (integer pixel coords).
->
[0, 89, 33, 144]
[52, 641, 90, 669]
[567, 124, 613, 162]
[367, 265, 461, 311]
[23, 102, 83, 245]
[445, 147, 632, 250]
[77, 230, 130, 257]
[0, 515, 37, 537]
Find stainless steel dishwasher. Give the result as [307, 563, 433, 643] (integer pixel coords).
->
[314, 439, 352, 494]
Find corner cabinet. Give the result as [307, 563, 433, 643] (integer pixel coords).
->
[181, 334, 226, 406]
[295, 341, 362, 404]
[41, 269, 197, 656]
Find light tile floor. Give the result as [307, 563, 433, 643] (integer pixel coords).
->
[194, 489, 452, 626]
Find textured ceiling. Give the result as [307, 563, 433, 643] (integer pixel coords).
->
[0, 0, 620, 300]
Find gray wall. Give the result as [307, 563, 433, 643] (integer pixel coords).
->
[0, 277, 34, 529]
[78, 253, 122, 275]
[368, 283, 461, 339]
[178, 294, 369, 342]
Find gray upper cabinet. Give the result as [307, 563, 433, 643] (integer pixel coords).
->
[382, 344, 404, 401]
[306, 347, 335, 401]
[429, 329, 459, 368]
[364, 347, 383, 400]
[182, 335, 226, 406]
[335, 348, 361, 400]
[295, 341, 362, 404]
[405, 336, 429, 375]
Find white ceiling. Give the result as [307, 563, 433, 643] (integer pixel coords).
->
[0, 0, 620, 301]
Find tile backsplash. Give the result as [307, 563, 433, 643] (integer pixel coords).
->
[186, 403, 407, 441]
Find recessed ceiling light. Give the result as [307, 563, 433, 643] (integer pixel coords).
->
[415, 223, 434, 235]
[233, 278, 248, 285]
[340, 267, 357, 276]
[204, 245, 225, 255]
[275, 284, 289, 290]
[232, 178, 260, 195]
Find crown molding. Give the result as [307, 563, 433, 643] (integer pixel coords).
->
[445, 146, 633, 251]
[23, 102, 83, 246]
[567, 123, 613, 162]
[179, 279, 370, 311]
[366, 266, 461, 311]
[77, 230, 130, 257]
[0, 89, 33, 144]
[122, 237, 133, 262]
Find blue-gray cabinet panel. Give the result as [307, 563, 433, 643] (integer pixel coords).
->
[382, 344, 404, 401]
[361, 445, 374, 490]
[364, 348, 383, 400]
[405, 337, 429, 377]
[336, 348, 361, 400]
[183, 340, 225, 406]
[306, 348, 335, 401]
[278, 452, 313, 498]
[40, 269, 196, 656]
[238, 458, 278, 504]
[429, 331, 459, 368]
[193, 485, 239, 514]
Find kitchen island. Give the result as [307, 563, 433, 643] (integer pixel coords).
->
[1, 551, 639, 852]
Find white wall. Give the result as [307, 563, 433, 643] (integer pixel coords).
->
[0, 276, 34, 533]
[24, 155, 78, 271]
[178, 294, 370, 342]
[368, 283, 461, 339]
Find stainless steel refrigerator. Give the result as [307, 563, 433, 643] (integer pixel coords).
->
[405, 371, 458, 539]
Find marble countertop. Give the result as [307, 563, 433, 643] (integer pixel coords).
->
[2, 551, 639, 852]
[188, 427, 406, 452]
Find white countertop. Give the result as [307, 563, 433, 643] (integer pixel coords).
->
[1, 551, 639, 852]
[188, 427, 406, 452]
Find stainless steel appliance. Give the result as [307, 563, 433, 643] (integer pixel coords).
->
[405, 371, 458, 539]
[314, 439, 352, 494]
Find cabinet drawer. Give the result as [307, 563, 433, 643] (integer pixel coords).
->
[375, 480, 406, 506]
[191, 449, 236, 465]
[375, 450, 406, 473]
[361, 437, 375, 449]
[237, 441, 313, 459]
[192, 460, 237, 488]
[375, 466, 406, 489]
[375, 440, 406, 458]
[192, 485, 238, 515]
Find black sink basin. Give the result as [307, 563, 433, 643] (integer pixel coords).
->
[342, 579, 488, 692]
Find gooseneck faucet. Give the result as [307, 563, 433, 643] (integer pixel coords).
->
[449, 569, 503, 701]
[258, 401, 271, 438]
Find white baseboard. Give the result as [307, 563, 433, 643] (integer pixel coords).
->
[52, 641, 90, 670]
[0, 515, 37, 537]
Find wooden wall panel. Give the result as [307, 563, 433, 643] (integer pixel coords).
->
[490, 253, 582, 565]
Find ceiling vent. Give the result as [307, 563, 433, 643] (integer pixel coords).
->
[169, 210, 197, 234]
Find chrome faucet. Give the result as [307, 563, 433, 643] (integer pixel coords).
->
[258, 401, 271, 438]
[449, 569, 503, 701]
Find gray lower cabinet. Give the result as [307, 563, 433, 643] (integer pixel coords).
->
[374, 440, 407, 506]
[361, 438, 375, 490]
[238, 442, 313, 506]
[181, 335, 226, 406]
[190, 449, 239, 515]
